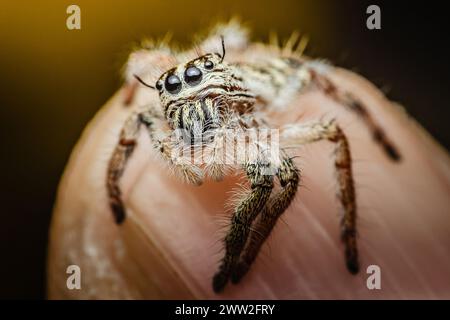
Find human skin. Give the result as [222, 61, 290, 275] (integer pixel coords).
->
[47, 67, 450, 299]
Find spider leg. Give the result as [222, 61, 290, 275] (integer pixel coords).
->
[106, 110, 202, 224]
[231, 156, 300, 283]
[140, 112, 204, 186]
[123, 81, 139, 106]
[212, 162, 274, 293]
[310, 69, 401, 161]
[107, 111, 143, 224]
[281, 120, 359, 274]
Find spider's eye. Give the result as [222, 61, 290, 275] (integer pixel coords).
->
[204, 60, 214, 70]
[155, 80, 163, 91]
[184, 66, 203, 85]
[165, 74, 182, 94]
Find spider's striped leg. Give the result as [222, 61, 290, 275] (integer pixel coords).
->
[107, 111, 145, 224]
[107, 110, 202, 224]
[212, 162, 274, 293]
[142, 116, 204, 186]
[310, 70, 401, 161]
[123, 80, 139, 106]
[231, 156, 300, 283]
[280, 120, 359, 274]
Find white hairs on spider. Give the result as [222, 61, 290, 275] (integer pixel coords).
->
[107, 19, 402, 293]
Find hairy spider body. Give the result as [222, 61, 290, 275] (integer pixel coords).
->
[107, 21, 401, 293]
[159, 53, 256, 140]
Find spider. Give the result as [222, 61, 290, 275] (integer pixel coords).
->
[106, 21, 401, 293]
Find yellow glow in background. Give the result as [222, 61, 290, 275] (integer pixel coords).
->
[0, 0, 448, 298]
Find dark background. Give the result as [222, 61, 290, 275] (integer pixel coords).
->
[0, 0, 448, 299]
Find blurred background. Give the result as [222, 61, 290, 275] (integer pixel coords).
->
[0, 0, 448, 299]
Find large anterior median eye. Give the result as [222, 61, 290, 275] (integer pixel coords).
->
[165, 74, 182, 94]
[184, 66, 203, 86]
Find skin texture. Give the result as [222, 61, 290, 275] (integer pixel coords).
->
[47, 67, 450, 299]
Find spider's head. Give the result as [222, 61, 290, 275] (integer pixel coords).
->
[135, 38, 255, 143]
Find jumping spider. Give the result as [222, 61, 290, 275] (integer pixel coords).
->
[107, 22, 401, 293]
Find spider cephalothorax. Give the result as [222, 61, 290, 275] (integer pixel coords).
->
[107, 21, 401, 293]
[136, 41, 255, 145]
